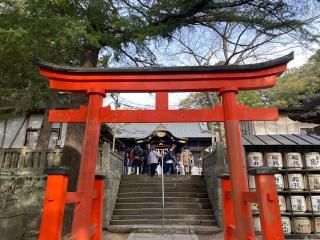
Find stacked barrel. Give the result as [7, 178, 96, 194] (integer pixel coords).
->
[247, 151, 320, 236]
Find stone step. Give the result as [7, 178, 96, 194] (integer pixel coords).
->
[121, 178, 203, 183]
[121, 175, 202, 180]
[115, 202, 211, 209]
[117, 192, 208, 198]
[113, 208, 214, 216]
[110, 219, 216, 226]
[120, 182, 205, 188]
[112, 214, 215, 220]
[118, 187, 206, 193]
[116, 197, 210, 204]
[107, 224, 221, 234]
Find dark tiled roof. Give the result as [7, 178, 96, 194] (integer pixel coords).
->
[242, 134, 320, 146]
[33, 52, 293, 73]
[115, 123, 211, 139]
[288, 93, 320, 124]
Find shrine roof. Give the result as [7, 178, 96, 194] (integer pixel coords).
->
[242, 134, 320, 146]
[34, 52, 293, 74]
[288, 94, 320, 124]
[115, 123, 211, 139]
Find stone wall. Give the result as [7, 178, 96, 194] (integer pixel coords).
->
[202, 142, 227, 228]
[0, 144, 123, 239]
[0, 170, 46, 239]
[99, 144, 124, 227]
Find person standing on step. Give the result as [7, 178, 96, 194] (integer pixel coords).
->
[143, 144, 151, 174]
[123, 149, 129, 175]
[180, 146, 193, 175]
[148, 146, 161, 177]
[165, 146, 176, 175]
[133, 144, 143, 174]
[129, 148, 135, 174]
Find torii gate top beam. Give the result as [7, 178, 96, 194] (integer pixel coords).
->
[34, 52, 293, 93]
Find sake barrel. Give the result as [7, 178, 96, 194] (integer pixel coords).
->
[314, 217, 320, 233]
[254, 217, 261, 232]
[290, 195, 306, 212]
[293, 217, 312, 234]
[266, 152, 283, 169]
[305, 152, 320, 169]
[274, 174, 284, 191]
[308, 174, 320, 191]
[287, 174, 305, 191]
[281, 216, 292, 234]
[279, 195, 286, 212]
[248, 175, 256, 189]
[285, 152, 303, 169]
[251, 202, 259, 212]
[247, 152, 264, 168]
[307, 196, 320, 212]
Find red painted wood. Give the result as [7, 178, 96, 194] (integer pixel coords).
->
[65, 192, 81, 204]
[39, 175, 68, 240]
[221, 178, 236, 240]
[49, 76, 278, 92]
[221, 90, 255, 239]
[71, 93, 104, 239]
[156, 92, 168, 110]
[91, 178, 104, 240]
[39, 64, 286, 81]
[254, 175, 284, 240]
[242, 192, 258, 203]
[48, 106, 279, 123]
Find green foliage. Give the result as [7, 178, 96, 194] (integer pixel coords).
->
[0, 0, 319, 119]
[179, 90, 264, 109]
[237, 91, 265, 107]
[179, 93, 211, 109]
[266, 52, 320, 107]
[179, 49, 320, 109]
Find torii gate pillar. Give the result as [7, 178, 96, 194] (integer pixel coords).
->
[221, 89, 254, 238]
[72, 91, 104, 239]
[35, 52, 293, 240]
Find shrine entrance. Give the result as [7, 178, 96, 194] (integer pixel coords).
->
[35, 52, 293, 240]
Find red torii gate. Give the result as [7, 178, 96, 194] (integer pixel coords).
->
[35, 52, 293, 240]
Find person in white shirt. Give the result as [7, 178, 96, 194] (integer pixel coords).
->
[148, 146, 161, 177]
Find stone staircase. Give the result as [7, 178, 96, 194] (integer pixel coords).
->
[108, 175, 220, 234]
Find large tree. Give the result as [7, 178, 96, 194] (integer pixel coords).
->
[266, 49, 320, 107]
[1, 0, 319, 116]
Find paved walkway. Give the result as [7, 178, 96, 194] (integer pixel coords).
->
[103, 232, 225, 240]
[127, 233, 200, 240]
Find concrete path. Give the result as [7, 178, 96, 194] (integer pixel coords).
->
[127, 233, 200, 240]
[103, 231, 225, 240]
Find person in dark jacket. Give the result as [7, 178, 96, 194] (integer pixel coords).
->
[165, 146, 176, 174]
[132, 145, 143, 174]
[142, 144, 151, 174]
[123, 150, 129, 175]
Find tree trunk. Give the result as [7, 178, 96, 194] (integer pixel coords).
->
[35, 92, 58, 151]
[61, 46, 100, 235]
[35, 110, 52, 151]
[80, 47, 100, 67]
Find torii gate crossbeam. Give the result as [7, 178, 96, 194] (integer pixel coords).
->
[35, 52, 293, 240]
